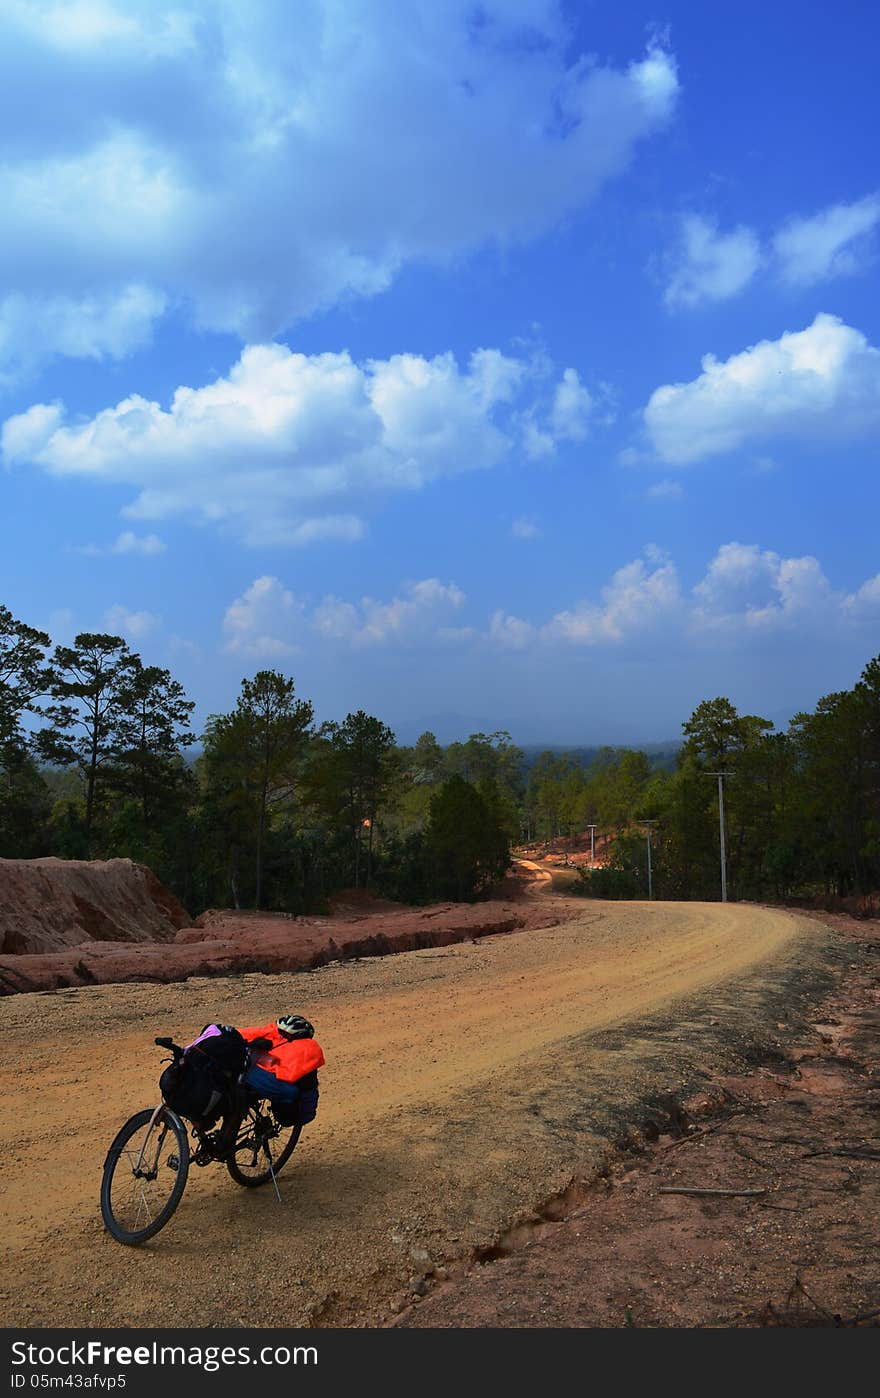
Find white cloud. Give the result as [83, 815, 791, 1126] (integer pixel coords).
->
[76, 530, 167, 557]
[645, 478, 683, 501]
[774, 194, 880, 285]
[0, 285, 166, 380]
[0, 5, 678, 369]
[220, 547, 880, 667]
[3, 342, 602, 543]
[844, 573, 880, 624]
[520, 366, 595, 459]
[223, 576, 304, 658]
[111, 530, 166, 556]
[511, 516, 543, 540]
[691, 543, 844, 635]
[544, 556, 681, 643]
[489, 610, 536, 649]
[482, 542, 880, 653]
[693, 542, 780, 613]
[224, 575, 465, 656]
[642, 313, 880, 464]
[521, 415, 557, 461]
[550, 368, 593, 440]
[664, 215, 761, 308]
[659, 195, 880, 311]
[2, 402, 63, 460]
[313, 578, 465, 647]
[103, 603, 160, 639]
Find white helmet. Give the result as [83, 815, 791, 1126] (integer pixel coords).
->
[276, 1014, 314, 1040]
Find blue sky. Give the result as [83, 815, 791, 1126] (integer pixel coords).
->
[1, 0, 878, 744]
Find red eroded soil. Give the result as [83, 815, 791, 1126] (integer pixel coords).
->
[0, 857, 189, 957]
[394, 909, 880, 1329]
[518, 833, 613, 868]
[0, 867, 573, 994]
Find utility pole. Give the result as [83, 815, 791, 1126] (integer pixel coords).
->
[586, 824, 597, 866]
[638, 820, 658, 899]
[707, 773, 731, 902]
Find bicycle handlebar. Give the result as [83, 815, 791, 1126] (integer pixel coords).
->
[155, 1036, 183, 1060]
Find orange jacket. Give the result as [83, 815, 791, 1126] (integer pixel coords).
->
[240, 1023, 325, 1084]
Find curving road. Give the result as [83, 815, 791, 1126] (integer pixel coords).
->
[0, 899, 819, 1328]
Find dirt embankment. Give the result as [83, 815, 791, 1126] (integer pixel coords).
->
[395, 909, 880, 1329]
[0, 857, 189, 957]
[0, 886, 572, 995]
[0, 899, 850, 1329]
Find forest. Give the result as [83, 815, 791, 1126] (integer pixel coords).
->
[2, 601, 879, 911]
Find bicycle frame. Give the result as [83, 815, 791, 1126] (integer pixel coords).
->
[132, 1103, 170, 1174]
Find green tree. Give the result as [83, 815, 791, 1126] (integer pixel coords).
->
[0, 604, 51, 748]
[315, 711, 397, 888]
[37, 633, 139, 852]
[425, 774, 510, 900]
[0, 606, 54, 856]
[205, 671, 314, 909]
[411, 731, 444, 785]
[115, 662, 196, 832]
[589, 748, 652, 832]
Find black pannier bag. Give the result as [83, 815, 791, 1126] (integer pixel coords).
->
[160, 1054, 225, 1126]
[160, 1023, 249, 1126]
[271, 1071, 320, 1127]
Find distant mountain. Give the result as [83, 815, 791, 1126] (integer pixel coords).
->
[390, 713, 508, 746]
[519, 742, 680, 773]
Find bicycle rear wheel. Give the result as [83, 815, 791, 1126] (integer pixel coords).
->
[101, 1106, 190, 1244]
[226, 1103, 301, 1187]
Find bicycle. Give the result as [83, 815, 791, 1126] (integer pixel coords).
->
[100, 1036, 303, 1245]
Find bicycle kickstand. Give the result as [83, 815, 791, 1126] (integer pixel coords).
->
[266, 1147, 282, 1203]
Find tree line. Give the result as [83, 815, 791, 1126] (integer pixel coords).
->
[0, 606, 513, 910]
[567, 661, 880, 904]
[3, 602, 879, 910]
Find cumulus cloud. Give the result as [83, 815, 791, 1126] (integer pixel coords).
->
[2, 342, 595, 543]
[544, 555, 681, 644]
[223, 575, 465, 656]
[489, 610, 536, 649]
[845, 573, 880, 624]
[774, 194, 880, 285]
[642, 313, 880, 464]
[0, 3, 678, 369]
[103, 603, 160, 639]
[550, 369, 593, 440]
[313, 579, 465, 646]
[664, 215, 761, 308]
[691, 543, 845, 635]
[76, 530, 166, 557]
[484, 543, 880, 653]
[521, 367, 596, 459]
[0, 284, 167, 380]
[659, 196, 879, 311]
[111, 530, 166, 556]
[220, 547, 880, 665]
[222, 576, 304, 657]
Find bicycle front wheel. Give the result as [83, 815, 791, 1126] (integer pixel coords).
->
[101, 1106, 190, 1244]
[226, 1104, 301, 1188]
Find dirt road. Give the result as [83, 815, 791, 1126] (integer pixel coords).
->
[0, 900, 830, 1328]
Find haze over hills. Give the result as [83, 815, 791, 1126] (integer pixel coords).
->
[391, 705, 803, 753]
